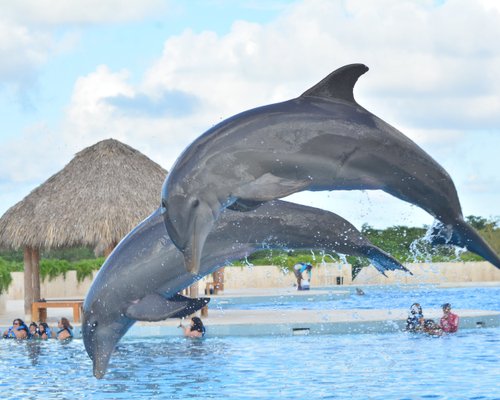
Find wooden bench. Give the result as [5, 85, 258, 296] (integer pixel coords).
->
[32, 299, 84, 323]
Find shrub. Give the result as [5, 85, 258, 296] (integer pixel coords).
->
[40, 259, 71, 281]
[0, 257, 13, 295]
[73, 258, 104, 282]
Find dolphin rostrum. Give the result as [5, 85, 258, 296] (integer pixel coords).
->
[83, 200, 406, 378]
[161, 63, 500, 274]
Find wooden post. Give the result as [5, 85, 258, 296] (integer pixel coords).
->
[188, 281, 200, 318]
[23, 247, 33, 320]
[212, 267, 225, 293]
[31, 248, 41, 303]
[188, 281, 199, 298]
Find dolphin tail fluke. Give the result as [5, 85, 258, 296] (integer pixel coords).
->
[364, 246, 412, 276]
[429, 219, 500, 269]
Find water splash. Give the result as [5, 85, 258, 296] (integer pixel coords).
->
[243, 256, 254, 269]
[321, 252, 337, 264]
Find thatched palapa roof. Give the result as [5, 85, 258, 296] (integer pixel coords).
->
[0, 139, 167, 252]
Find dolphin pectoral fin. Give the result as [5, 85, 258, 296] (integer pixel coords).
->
[233, 173, 310, 201]
[167, 294, 210, 319]
[125, 293, 210, 322]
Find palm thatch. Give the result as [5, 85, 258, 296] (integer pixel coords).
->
[0, 139, 167, 253]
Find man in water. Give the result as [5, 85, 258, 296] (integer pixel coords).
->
[439, 303, 459, 333]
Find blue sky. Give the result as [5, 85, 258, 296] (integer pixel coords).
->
[1, 0, 499, 230]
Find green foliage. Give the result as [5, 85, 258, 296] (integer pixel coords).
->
[468, 215, 500, 255]
[0, 255, 103, 283]
[0, 246, 96, 263]
[73, 258, 104, 282]
[233, 249, 320, 271]
[0, 247, 102, 283]
[41, 247, 96, 262]
[40, 259, 71, 281]
[0, 249, 24, 262]
[0, 257, 13, 295]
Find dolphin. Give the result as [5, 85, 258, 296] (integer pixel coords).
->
[161, 63, 500, 274]
[83, 200, 406, 378]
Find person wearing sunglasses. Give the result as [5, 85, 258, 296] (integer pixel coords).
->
[2, 318, 29, 339]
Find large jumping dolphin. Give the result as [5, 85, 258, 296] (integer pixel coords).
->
[83, 200, 407, 378]
[161, 63, 500, 274]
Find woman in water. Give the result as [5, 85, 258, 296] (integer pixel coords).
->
[38, 322, 52, 339]
[3, 319, 29, 339]
[56, 317, 73, 340]
[181, 317, 206, 338]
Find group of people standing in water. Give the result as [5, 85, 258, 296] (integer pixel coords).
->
[2, 317, 73, 340]
[406, 302, 459, 336]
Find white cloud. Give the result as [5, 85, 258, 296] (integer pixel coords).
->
[1, 0, 168, 25]
[0, 19, 53, 95]
[0, 0, 167, 108]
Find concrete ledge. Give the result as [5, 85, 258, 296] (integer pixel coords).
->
[125, 308, 500, 338]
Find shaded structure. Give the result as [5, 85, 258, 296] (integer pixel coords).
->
[0, 139, 167, 318]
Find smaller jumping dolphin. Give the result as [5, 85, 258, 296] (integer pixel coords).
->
[83, 200, 406, 378]
[161, 63, 500, 274]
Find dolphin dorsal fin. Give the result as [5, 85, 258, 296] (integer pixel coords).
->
[300, 63, 368, 103]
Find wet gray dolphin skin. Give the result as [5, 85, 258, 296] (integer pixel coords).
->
[161, 63, 500, 274]
[83, 200, 406, 378]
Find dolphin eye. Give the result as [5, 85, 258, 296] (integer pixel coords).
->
[192, 199, 200, 208]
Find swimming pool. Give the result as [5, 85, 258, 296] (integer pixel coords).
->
[214, 285, 500, 312]
[1, 328, 499, 399]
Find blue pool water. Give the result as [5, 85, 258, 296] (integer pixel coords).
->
[217, 285, 500, 311]
[1, 285, 499, 399]
[1, 328, 499, 399]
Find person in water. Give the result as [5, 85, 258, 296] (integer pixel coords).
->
[405, 303, 424, 332]
[423, 319, 443, 336]
[56, 317, 73, 340]
[38, 322, 52, 339]
[293, 262, 313, 290]
[181, 317, 206, 338]
[3, 318, 29, 339]
[439, 303, 459, 333]
[29, 322, 39, 338]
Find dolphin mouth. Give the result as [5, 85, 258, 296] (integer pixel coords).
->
[92, 344, 115, 379]
[94, 365, 106, 379]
